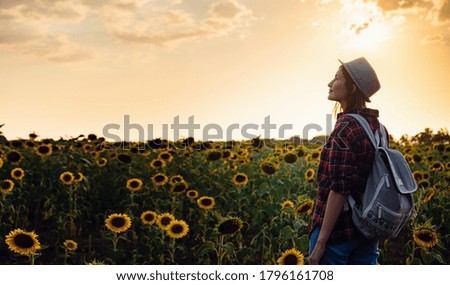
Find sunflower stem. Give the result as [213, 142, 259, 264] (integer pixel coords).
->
[169, 238, 176, 264]
[112, 232, 118, 252]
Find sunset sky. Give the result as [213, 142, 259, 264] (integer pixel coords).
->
[1, 0, 449, 142]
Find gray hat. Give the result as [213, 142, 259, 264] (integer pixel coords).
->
[339, 57, 380, 102]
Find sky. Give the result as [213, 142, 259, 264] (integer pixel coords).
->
[1, 0, 450, 142]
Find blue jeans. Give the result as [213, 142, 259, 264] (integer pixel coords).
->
[309, 227, 379, 265]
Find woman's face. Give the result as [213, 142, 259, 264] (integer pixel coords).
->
[327, 67, 348, 105]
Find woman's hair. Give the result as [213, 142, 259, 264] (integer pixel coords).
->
[333, 65, 367, 117]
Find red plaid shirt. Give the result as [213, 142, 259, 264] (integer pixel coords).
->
[310, 108, 387, 244]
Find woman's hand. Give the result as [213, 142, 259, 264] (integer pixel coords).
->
[309, 241, 326, 265]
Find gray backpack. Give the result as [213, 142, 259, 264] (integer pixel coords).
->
[345, 114, 417, 241]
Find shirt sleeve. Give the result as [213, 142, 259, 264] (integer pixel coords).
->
[326, 118, 358, 196]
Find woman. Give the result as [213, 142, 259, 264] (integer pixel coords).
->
[309, 57, 385, 265]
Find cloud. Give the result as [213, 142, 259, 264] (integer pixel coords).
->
[104, 0, 254, 47]
[0, 0, 254, 61]
[349, 22, 370, 34]
[438, 0, 450, 22]
[422, 33, 446, 45]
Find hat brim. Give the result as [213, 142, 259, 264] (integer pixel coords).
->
[339, 60, 372, 103]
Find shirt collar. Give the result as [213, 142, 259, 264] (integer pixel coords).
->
[337, 108, 379, 119]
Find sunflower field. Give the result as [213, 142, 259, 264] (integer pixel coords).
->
[0, 128, 448, 265]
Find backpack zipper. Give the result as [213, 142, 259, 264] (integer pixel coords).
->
[363, 174, 388, 218]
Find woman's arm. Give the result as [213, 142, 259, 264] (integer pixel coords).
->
[309, 190, 348, 265]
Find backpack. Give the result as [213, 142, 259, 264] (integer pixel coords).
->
[344, 113, 417, 241]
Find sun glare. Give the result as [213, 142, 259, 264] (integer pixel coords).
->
[344, 21, 391, 51]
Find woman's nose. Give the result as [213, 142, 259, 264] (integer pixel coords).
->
[327, 79, 334, 87]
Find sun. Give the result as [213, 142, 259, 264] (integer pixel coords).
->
[345, 21, 391, 51]
[340, 1, 391, 51]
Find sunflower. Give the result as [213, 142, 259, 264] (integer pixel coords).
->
[423, 188, 435, 203]
[281, 200, 295, 208]
[277, 248, 305, 265]
[158, 151, 173, 163]
[166, 219, 189, 239]
[237, 149, 249, 157]
[86, 259, 106, 265]
[295, 200, 314, 215]
[0, 157, 3, 168]
[117, 154, 132, 164]
[412, 170, 422, 182]
[105, 213, 132, 233]
[63, 240, 78, 251]
[35, 144, 52, 158]
[215, 216, 243, 236]
[151, 173, 169, 187]
[73, 172, 84, 183]
[417, 179, 430, 189]
[283, 153, 298, 164]
[222, 149, 233, 160]
[96, 157, 107, 167]
[261, 161, 277, 175]
[5, 229, 41, 256]
[150, 158, 166, 169]
[6, 150, 22, 164]
[171, 182, 188, 195]
[1, 179, 15, 194]
[156, 213, 175, 231]
[11, 168, 25, 180]
[186, 189, 199, 199]
[60, 171, 75, 185]
[233, 173, 248, 186]
[140, 210, 157, 225]
[29, 132, 38, 140]
[169, 175, 185, 185]
[430, 161, 444, 171]
[305, 168, 315, 181]
[126, 178, 143, 192]
[197, 196, 216, 210]
[413, 224, 439, 249]
[207, 150, 222, 161]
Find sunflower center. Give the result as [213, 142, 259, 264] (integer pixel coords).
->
[417, 231, 433, 242]
[111, 217, 126, 228]
[38, 146, 50, 154]
[171, 224, 184, 234]
[201, 199, 212, 206]
[14, 234, 35, 248]
[13, 170, 22, 177]
[153, 160, 162, 167]
[130, 181, 139, 188]
[2, 181, 12, 189]
[161, 217, 172, 226]
[160, 153, 170, 159]
[283, 254, 298, 265]
[173, 184, 186, 193]
[118, 154, 132, 163]
[236, 175, 246, 182]
[218, 220, 240, 235]
[63, 175, 72, 182]
[144, 214, 155, 222]
[297, 204, 311, 213]
[155, 175, 165, 182]
[7, 152, 21, 162]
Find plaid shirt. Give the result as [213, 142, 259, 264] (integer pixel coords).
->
[310, 108, 387, 244]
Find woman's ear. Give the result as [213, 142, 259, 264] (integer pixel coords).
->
[351, 84, 357, 94]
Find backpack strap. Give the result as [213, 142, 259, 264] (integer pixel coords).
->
[343, 113, 387, 149]
[343, 113, 387, 210]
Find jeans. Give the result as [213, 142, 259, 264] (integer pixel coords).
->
[309, 226, 379, 265]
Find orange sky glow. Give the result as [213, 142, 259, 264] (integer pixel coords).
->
[1, 0, 450, 142]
